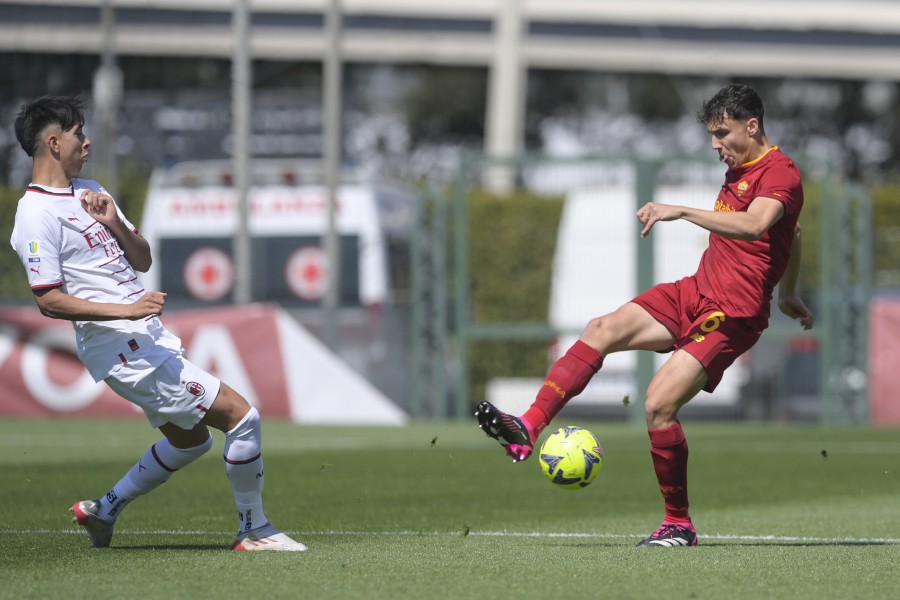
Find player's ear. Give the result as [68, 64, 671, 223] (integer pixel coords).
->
[746, 117, 760, 137]
[42, 131, 60, 157]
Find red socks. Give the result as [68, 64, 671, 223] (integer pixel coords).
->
[522, 341, 690, 524]
[648, 421, 691, 523]
[522, 340, 603, 437]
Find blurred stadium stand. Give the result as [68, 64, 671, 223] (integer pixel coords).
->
[0, 0, 888, 422]
[1, 1, 900, 80]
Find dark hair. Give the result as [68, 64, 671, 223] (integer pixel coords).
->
[14, 95, 88, 157]
[697, 83, 765, 133]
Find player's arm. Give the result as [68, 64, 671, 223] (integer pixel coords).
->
[80, 190, 153, 272]
[637, 196, 784, 240]
[33, 287, 167, 322]
[777, 224, 815, 330]
[106, 216, 152, 273]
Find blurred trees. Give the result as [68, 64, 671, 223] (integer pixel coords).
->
[4, 54, 900, 184]
[2, 54, 899, 304]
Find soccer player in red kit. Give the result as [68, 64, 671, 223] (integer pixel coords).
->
[477, 83, 815, 547]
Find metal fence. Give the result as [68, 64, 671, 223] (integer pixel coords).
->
[410, 153, 872, 423]
[0, 153, 872, 423]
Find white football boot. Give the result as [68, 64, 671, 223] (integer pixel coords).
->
[232, 523, 308, 552]
[71, 500, 115, 548]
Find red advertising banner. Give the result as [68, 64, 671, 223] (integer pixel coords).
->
[869, 296, 900, 424]
[0, 304, 292, 419]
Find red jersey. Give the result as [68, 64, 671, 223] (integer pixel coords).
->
[694, 147, 804, 325]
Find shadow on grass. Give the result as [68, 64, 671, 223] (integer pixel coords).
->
[107, 544, 230, 551]
[547, 540, 899, 549]
[699, 541, 897, 547]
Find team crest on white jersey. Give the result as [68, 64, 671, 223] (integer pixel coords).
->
[186, 382, 206, 397]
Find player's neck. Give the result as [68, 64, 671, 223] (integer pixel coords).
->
[30, 161, 73, 189]
[742, 139, 773, 166]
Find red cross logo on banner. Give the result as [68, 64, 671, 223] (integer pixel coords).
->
[183, 247, 234, 302]
[285, 246, 328, 301]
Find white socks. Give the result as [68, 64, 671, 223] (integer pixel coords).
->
[223, 407, 268, 534]
[95, 407, 268, 534]
[97, 435, 213, 522]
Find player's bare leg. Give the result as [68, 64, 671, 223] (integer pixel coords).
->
[637, 350, 706, 547]
[477, 303, 673, 462]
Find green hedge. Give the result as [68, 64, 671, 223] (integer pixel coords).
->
[462, 180, 897, 404]
[2, 174, 895, 407]
[0, 187, 33, 301]
[466, 190, 564, 402]
[871, 186, 900, 288]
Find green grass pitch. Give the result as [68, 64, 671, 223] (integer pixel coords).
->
[2, 418, 900, 599]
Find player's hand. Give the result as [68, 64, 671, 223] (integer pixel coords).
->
[778, 294, 814, 330]
[80, 190, 119, 227]
[129, 291, 167, 320]
[636, 202, 682, 238]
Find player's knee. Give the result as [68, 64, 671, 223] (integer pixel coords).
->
[582, 312, 633, 353]
[158, 434, 213, 470]
[226, 406, 261, 441]
[644, 395, 678, 429]
[207, 383, 253, 432]
[581, 315, 612, 347]
[179, 434, 214, 459]
[198, 434, 214, 452]
[224, 407, 262, 461]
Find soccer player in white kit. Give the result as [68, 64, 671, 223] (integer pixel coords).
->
[10, 95, 307, 552]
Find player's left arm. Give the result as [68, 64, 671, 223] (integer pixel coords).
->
[80, 190, 152, 272]
[637, 195, 784, 240]
[777, 224, 815, 330]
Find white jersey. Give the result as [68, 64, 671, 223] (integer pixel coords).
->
[10, 178, 183, 382]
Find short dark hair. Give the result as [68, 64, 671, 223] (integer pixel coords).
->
[14, 95, 88, 157]
[697, 83, 765, 133]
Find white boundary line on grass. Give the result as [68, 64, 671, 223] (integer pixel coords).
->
[5, 529, 900, 545]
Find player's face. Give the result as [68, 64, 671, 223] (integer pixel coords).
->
[57, 123, 90, 178]
[707, 115, 759, 167]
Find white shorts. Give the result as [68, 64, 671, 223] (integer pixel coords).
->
[104, 355, 221, 430]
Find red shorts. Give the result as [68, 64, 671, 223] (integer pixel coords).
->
[631, 276, 764, 392]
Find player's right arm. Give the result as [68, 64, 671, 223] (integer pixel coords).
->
[32, 288, 167, 322]
[637, 196, 784, 240]
[80, 189, 153, 272]
[13, 196, 164, 322]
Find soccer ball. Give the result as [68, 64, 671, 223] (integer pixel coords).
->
[538, 426, 604, 490]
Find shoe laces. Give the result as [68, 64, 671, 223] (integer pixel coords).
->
[652, 523, 688, 538]
[502, 414, 527, 437]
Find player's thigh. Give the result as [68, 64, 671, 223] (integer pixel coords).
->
[644, 349, 708, 424]
[159, 420, 211, 449]
[105, 355, 219, 435]
[202, 382, 252, 433]
[581, 301, 676, 354]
